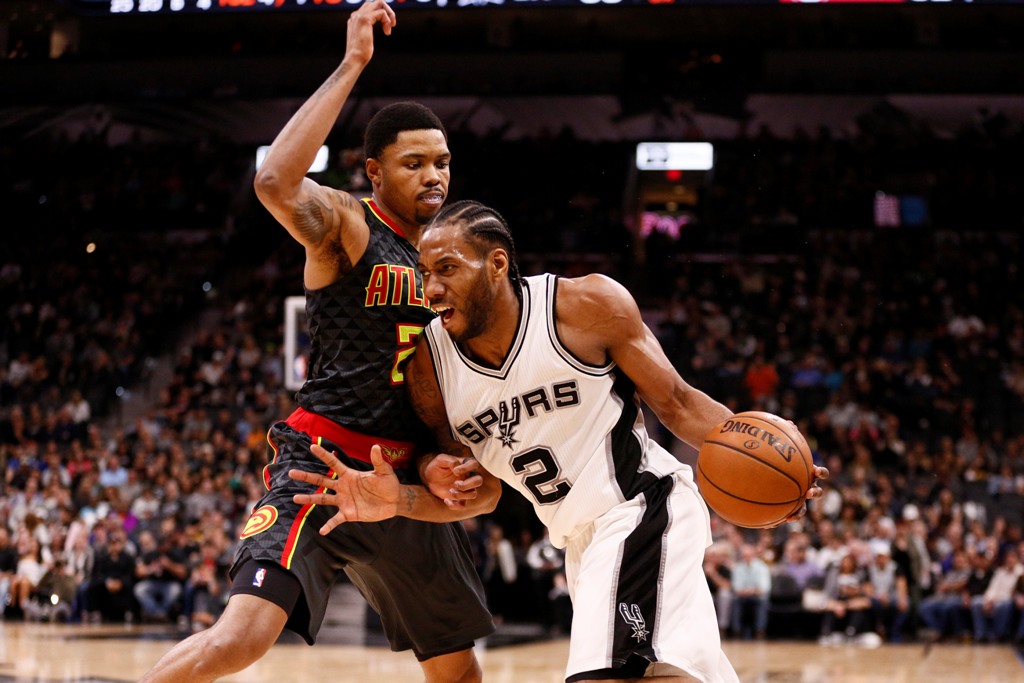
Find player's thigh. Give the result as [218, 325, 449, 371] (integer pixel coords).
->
[418, 647, 482, 683]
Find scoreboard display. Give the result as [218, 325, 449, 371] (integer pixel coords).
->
[62, 0, 1014, 16]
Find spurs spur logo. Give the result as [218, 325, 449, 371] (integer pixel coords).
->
[618, 602, 649, 642]
[497, 396, 521, 449]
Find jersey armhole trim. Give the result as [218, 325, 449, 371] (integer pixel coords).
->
[545, 274, 615, 377]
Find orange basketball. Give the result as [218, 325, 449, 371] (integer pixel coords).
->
[696, 411, 814, 529]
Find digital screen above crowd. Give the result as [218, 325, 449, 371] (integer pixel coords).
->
[61, 0, 1019, 17]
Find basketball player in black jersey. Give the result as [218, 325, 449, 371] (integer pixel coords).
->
[139, 3, 500, 682]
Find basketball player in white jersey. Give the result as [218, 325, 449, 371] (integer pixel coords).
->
[291, 200, 828, 682]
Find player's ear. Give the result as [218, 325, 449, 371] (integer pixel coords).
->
[489, 248, 509, 280]
[365, 158, 382, 186]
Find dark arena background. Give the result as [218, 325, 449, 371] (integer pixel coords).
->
[2, 1, 1024, 680]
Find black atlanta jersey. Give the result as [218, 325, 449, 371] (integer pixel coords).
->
[295, 198, 435, 442]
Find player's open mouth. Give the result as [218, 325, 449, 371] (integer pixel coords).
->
[433, 305, 455, 326]
[419, 193, 444, 205]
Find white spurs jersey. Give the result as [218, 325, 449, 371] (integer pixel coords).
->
[423, 274, 689, 548]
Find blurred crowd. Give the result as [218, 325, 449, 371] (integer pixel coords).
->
[1, 114, 1023, 645]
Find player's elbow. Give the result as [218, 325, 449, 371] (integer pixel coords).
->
[253, 166, 284, 205]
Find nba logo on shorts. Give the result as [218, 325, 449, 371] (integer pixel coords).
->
[253, 567, 267, 588]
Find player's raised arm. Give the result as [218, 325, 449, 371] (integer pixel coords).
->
[253, 0, 396, 288]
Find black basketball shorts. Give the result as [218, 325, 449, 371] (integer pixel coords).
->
[231, 418, 494, 656]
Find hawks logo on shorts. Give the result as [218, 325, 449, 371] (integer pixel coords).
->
[240, 505, 279, 539]
[379, 444, 409, 463]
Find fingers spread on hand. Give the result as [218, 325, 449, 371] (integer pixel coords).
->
[319, 513, 346, 536]
[310, 443, 341, 469]
[289, 468, 329, 487]
[294, 492, 338, 506]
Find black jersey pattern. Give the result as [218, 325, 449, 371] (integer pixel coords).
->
[295, 199, 435, 441]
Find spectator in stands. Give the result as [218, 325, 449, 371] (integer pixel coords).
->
[482, 523, 518, 625]
[181, 533, 230, 633]
[63, 522, 94, 623]
[0, 528, 21, 615]
[890, 511, 931, 639]
[970, 546, 1023, 642]
[525, 529, 565, 634]
[730, 543, 772, 640]
[819, 553, 873, 642]
[86, 526, 136, 623]
[133, 529, 188, 623]
[809, 518, 847, 573]
[778, 536, 823, 591]
[865, 544, 909, 642]
[97, 454, 129, 490]
[4, 535, 50, 620]
[1011, 569, 1024, 644]
[743, 354, 780, 406]
[919, 548, 972, 641]
[703, 543, 733, 638]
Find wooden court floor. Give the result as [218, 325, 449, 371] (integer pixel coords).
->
[1, 622, 1022, 682]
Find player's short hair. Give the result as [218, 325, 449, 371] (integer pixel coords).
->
[429, 200, 524, 298]
[364, 102, 447, 160]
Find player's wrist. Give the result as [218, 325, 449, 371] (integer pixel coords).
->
[393, 484, 430, 519]
[417, 451, 438, 482]
[340, 53, 371, 73]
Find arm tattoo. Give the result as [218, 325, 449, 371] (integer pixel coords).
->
[296, 192, 359, 274]
[293, 195, 333, 245]
[401, 486, 417, 513]
[408, 362, 449, 435]
[313, 63, 351, 101]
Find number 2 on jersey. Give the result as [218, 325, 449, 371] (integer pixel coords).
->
[511, 447, 572, 505]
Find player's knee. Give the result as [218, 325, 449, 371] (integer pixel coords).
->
[197, 620, 278, 672]
[445, 660, 482, 683]
[457, 657, 483, 683]
[421, 650, 482, 683]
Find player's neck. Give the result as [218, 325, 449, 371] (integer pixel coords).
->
[460, 287, 521, 369]
[369, 195, 424, 247]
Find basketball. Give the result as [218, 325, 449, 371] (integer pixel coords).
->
[696, 411, 814, 529]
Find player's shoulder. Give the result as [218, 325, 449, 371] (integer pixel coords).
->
[337, 191, 373, 228]
[550, 273, 642, 342]
[554, 273, 635, 313]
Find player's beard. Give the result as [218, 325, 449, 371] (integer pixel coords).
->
[448, 270, 500, 344]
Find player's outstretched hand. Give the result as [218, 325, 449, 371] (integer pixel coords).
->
[421, 454, 485, 508]
[345, 0, 397, 67]
[290, 443, 400, 534]
[783, 465, 830, 524]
